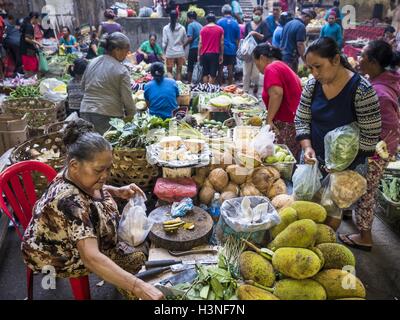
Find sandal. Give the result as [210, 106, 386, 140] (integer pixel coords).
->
[338, 234, 372, 252]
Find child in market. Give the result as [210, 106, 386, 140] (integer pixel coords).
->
[66, 58, 88, 116]
[320, 10, 343, 49]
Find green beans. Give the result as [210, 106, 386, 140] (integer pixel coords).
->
[9, 85, 41, 100]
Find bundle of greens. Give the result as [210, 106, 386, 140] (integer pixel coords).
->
[103, 113, 169, 149]
[381, 176, 400, 203]
[172, 263, 238, 300]
[324, 123, 360, 171]
[8, 85, 41, 100]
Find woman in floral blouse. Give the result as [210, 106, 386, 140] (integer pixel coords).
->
[21, 119, 163, 300]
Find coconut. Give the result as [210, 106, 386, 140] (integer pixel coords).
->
[223, 182, 240, 196]
[203, 178, 214, 189]
[208, 168, 229, 192]
[267, 179, 287, 199]
[192, 175, 206, 189]
[226, 165, 251, 185]
[271, 194, 295, 210]
[251, 167, 281, 194]
[199, 186, 215, 205]
[240, 183, 263, 197]
[221, 191, 237, 203]
[196, 167, 210, 178]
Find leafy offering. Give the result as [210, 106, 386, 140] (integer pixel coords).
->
[103, 113, 170, 149]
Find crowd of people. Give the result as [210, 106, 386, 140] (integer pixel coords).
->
[1, 1, 400, 301]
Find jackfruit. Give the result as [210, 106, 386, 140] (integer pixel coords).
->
[316, 243, 356, 269]
[274, 279, 327, 300]
[237, 285, 279, 300]
[290, 201, 327, 223]
[268, 219, 317, 250]
[239, 251, 275, 287]
[272, 248, 322, 280]
[313, 269, 366, 299]
[310, 246, 325, 270]
[316, 224, 337, 244]
[270, 207, 298, 239]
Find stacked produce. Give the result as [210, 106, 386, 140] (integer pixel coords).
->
[236, 201, 366, 300]
[194, 165, 288, 206]
[103, 114, 169, 149]
[380, 175, 400, 203]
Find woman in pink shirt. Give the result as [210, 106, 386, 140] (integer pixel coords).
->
[198, 13, 224, 84]
[253, 43, 302, 158]
[359, 39, 400, 156]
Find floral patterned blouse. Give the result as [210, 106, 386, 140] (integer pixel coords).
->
[21, 172, 120, 278]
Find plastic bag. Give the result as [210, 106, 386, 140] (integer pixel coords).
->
[250, 125, 275, 159]
[330, 171, 367, 209]
[171, 198, 194, 218]
[154, 178, 197, 203]
[237, 34, 258, 62]
[313, 175, 343, 220]
[39, 78, 68, 103]
[220, 196, 280, 233]
[38, 51, 49, 73]
[324, 122, 360, 171]
[192, 63, 203, 85]
[292, 162, 322, 201]
[117, 194, 153, 247]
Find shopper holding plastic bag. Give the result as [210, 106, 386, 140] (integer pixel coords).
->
[295, 37, 383, 251]
[21, 119, 164, 300]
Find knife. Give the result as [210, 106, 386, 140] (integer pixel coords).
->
[136, 266, 171, 280]
[145, 258, 218, 269]
[158, 268, 198, 286]
[168, 246, 219, 257]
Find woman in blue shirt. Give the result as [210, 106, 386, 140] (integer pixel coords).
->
[59, 26, 78, 54]
[144, 62, 179, 120]
[320, 11, 343, 49]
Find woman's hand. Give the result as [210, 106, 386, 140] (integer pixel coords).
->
[219, 54, 224, 65]
[143, 53, 148, 60]
[108, 184, 145, 199]
[133, 278, 164, 300]
[303, 146, 317, 164]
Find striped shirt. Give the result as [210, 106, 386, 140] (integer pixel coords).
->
[295, 76, 382, 155]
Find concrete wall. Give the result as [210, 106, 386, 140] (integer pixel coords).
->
[117, 17, 169, 51]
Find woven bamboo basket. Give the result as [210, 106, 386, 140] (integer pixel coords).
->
[56, 100, 67, 121]
[3, 98, 57, 133]
[108, 148, 160, 190]
[10, 132, 66, 196]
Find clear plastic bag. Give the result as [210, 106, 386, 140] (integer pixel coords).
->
[292, 162, 322, 201]
[330, 171, 367, 209]
[324, 122, 360, 171]
[39, 78, 68, 103]
[237, 34, 258, 62]
[192, 63, 203, 85]
[117, 194, 154, 247]
[313, 175, 342, 220]
[220, 196, 280, 233]
[250, 125, 275, 159]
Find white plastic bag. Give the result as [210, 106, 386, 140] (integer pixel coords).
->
[292, 162, 322, 201]
[250, 125, 275, 159]
[237, 34, 258, 62]
[192, 62, 203, 85]
[39, 78, 68, 103]
[117, 194, 153, 247]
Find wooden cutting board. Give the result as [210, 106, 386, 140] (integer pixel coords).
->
[148, 205, 213, 251]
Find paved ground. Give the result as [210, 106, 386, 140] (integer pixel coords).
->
[0, 212, 399, 300]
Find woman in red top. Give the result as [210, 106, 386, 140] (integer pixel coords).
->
[253, 43, 302, 158]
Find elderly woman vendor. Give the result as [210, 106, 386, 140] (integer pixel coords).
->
[80, 32, 136, 135]
[21, 119, 164, 300]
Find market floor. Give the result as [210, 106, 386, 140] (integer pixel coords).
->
[0, 215, 399, 300]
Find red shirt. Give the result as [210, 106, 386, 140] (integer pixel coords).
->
[200, 24, 224, 55]
[262, 61, 302, 123]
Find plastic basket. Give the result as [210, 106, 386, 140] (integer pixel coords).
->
[264, 144, 296, 180]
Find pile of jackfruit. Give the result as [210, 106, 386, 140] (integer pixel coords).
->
[237, 201, 366, 300]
